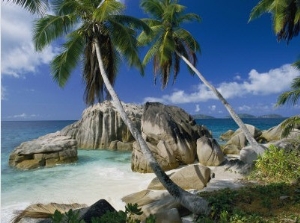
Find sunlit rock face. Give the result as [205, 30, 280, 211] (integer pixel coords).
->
[9, 132, 78, 170]
[61, 101, 143, 149]
[131, 102, 212, 173]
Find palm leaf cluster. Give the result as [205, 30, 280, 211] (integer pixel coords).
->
[138, 0, 201, 88]
[33, 0, 149, 105]
[249, 0, 300, 43]
[3, 0, 48, 14]
[277, 75, 300, 106]
[280, 115, 300, 137]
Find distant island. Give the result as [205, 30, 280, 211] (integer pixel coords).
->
[257, 114, 284, 118]
[192, 114, 216, 119]
[193, 113, 284, 119]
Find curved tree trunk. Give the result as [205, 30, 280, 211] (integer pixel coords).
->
[93, 38, 210, 215]
[178, 53, 265, 155]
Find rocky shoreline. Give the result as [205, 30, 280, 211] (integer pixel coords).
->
[8, 101, 300, 222]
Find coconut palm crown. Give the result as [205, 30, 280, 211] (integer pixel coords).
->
[249, 0, 300, 43]
[33, 0, 150, 105]
[138, 0, 201, 88]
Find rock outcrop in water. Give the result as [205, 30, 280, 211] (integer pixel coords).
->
[131, 102, 212, 173]
[61, 101, 143, 149]
[9, 101, 216, 171]
[9, 132, 77, 170]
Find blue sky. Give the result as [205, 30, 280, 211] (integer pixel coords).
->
[1, 0, 300, 121]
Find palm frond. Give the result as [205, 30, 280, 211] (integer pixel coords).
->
[249, 0, 300, 42]
[52, 0, 83, 16]
[178, 13, 201, 24]
[293, 58, 300, 69]
[280, 115, 300, 137]
[140, 0, 164, 19]
[138, 23, 163, 46]
[93, 0, 124, 22]
[5, 0, 48, 14]
[174, 28, 200, 52]
[277, 76, 300, 106]
[33, 14, 78, 51]
[249, 0, 274, 21]
[160, 30, 175, 63]
[142, 40, 160, 65]
[112, 15, 152, 35]
[51, 30, 84, 87]
[108, 18, 144, 74]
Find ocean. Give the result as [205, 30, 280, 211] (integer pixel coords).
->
[1, 118, 285, 222]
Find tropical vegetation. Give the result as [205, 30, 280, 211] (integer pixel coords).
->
[138, 0, 265, 154]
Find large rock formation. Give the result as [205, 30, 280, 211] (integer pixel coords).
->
[61, 101, 143, 149]
[9, 132, 78, 170]
[131, 102, 212, 173]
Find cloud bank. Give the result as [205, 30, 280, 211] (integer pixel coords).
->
[143, 64, 299, 104]
[1, 3, 56, 77]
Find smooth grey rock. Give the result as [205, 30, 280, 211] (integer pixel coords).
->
[222, 124, 262, 154]
[197, 136, 225, 166]
[219, 130, 235, 141]
[122, 190, 182, 221]
[147, 164, 211, 190]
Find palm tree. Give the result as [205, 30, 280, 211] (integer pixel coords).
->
[33, 0, 210, 216]
[138, 0, 265, 154]
[3, 0, 48, 14]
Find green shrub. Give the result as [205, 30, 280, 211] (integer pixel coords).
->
[249, 144, 300, 183]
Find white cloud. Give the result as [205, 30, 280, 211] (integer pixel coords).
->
[209, 105, 216, 111]
[13, 113, 27, 118]
[1, 3, 56, 77]
[234, 75, 241, 80]
[244, 65, 298, 95]
[143, 64, 299, 104]
[195, 104, 200, 112]
[1, 86, 7, 100]
[8, 113, 38, 119]
[238, 105, 251, 111]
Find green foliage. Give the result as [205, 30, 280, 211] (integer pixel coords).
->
[197, 182, 300, 223]
[5, 0, 48, 15]
[139, 0, 200, 88]
[91, 211, 127, 223]
[33, 0, 149, 105]
[249, 144, 300, 183]
[51, 203, 155, 223]
[52, 209, 84, 223]
[277, 77, 300, 107]
[249, 0, 300, 42]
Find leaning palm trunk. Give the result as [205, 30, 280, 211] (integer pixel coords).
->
[178, 53, 265, 155]
[93, 38, 210, 215]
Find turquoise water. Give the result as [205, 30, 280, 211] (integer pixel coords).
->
[1, 118, 284, 222]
